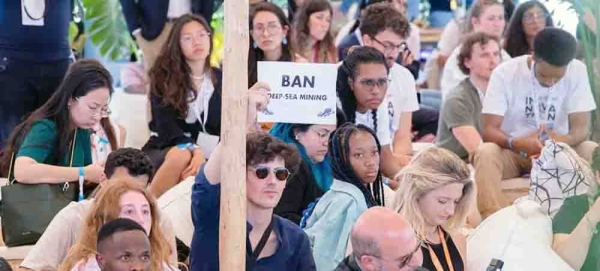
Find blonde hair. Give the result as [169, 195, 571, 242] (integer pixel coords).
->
[59, 178, 172, 271]
[463, 0, 504, 33]
[392, 147, 475, 237]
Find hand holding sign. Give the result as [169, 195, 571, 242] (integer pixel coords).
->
[247, 82, 271, 131]
[257, 62, 337, 125]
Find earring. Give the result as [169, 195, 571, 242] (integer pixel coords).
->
[282, 37, 288, 45]
[295, 134, 299, 140]
[253, 41, 258, 49]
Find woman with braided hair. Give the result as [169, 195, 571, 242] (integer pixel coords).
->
[336, 46, 405, 189]
[303, 123, 385, 271]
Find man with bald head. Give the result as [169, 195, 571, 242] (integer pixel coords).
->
[334, 207, 427, 271]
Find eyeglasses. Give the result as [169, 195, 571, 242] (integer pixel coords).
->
[180, 31, 211, 45]
[371, 37, 407, 55]
[359, 78, 390, 89]
[252, 24, 282, 36]
[522, 12, 549, 22]
[75, 98, 111, 118]
[250, 166, 291, 181]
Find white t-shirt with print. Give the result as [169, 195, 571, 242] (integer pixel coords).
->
[482, 55, 596, 138]
[441, 44, 512, 99]
[354, 98, 393, 147]
[386, 63, 420, 136]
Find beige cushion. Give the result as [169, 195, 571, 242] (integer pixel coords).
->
[108, 89, 150, 149]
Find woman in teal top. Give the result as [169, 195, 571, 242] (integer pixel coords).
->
[0, 59, 112, 185]
[553, 166, 600, 271]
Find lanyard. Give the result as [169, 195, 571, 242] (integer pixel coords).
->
[192, 76, 212, 133]
[246, 217, 274, 271]
[530, 61, 561, 129]
[426, 227, 454, 271]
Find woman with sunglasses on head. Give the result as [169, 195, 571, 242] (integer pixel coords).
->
[392, 147, 475, 271]
[142, 14, 223, 198]
[503, 1, 553, 58]
[291, 0, 337, 63]
[337, 46, 408, 189]
[303, 123, 386, 271]
[269, 111, 346, 225]
[0, 59, 111, 188]
[249, 2, 301, 88]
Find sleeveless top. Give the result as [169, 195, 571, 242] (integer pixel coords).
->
[421, 229, 464, 271]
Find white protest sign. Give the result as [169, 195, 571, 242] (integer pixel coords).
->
[257, 61, 337, 125]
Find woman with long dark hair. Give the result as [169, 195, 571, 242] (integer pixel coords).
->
[503, 1, 553, 58]
[143, 14, 222, 198]
[304, 123, 385, 271]
[291, 0, 337, 63]
[0, 59, 111, 186]
[248, 2, 296, 87]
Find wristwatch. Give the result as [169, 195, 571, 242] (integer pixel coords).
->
[507, 137, 515, 150]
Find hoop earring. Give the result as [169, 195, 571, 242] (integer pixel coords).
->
[253, 41, 258, 49]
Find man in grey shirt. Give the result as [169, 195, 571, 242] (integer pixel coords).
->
[436, 32, 502, 160]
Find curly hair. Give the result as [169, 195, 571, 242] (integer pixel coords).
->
[247, 133, 301, 175]
[503, 1, 553, 58]
[359, 2, 411, 39]
[104, 148, 154, 181]
[149, 14, 214, 117]
[458, 32, 501, 75]
[291, 0, 337, 63]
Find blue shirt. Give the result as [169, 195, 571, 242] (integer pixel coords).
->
[190, 165, 317, 271]
[0, 0, 71, 61]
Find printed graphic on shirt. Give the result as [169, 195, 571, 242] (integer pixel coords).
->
[388, 101, 395, 134]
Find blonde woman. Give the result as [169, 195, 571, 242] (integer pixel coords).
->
[59, 179, 175, 271]
[393, 147, 475, 271]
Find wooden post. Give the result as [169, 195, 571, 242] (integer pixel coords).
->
[219, 0, 249, 270]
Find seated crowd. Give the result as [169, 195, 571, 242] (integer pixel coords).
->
[0, 1, 599, 271]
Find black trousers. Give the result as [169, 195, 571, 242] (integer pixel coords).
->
[0, 55, 70, 148]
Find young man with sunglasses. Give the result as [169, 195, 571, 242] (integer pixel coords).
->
[189, 83, 316, 270]
[335, 207, 427, 271]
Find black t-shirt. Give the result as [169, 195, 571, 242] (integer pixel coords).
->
[0, 1, 72, 61]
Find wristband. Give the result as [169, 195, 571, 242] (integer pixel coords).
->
[78, 167, 85, 202]
[507, 137, 514, 150]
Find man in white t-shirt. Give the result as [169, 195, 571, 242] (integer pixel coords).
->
[474, 28, 598, 218]
[440, 0, 510, 99]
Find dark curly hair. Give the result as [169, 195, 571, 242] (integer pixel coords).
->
[104, 148, 155, 181]
[329, 123, 384, 207]
[359, 2, 410, 39]
[503, 1, 553, 58]
[458, 32, 501, 75]
[247, 133, 301, 175]
[291, 0, 337, 63]
[149, 14, 215, 117]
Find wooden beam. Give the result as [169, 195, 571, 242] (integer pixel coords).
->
[219, 0, 249, 270]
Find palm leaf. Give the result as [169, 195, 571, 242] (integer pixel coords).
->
[81, 0, 135, 61]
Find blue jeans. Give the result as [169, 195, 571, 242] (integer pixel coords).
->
[420, 89, 442, 111]
[0, 55, 69, 148]
[429, 11, 454, 28]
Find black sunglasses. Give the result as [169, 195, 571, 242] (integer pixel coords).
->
[251, 166, 291, 181]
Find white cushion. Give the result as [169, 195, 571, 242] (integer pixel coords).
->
[467, 200, 573, 271]
[108, 89, 150, 149]
[158, 177, 195, 247]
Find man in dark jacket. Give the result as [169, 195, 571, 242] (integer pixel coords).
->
[119, 0, 218, 73]
[334, 207, 427, 271]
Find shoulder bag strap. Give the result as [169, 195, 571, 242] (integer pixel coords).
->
[246, 216, 274, 271]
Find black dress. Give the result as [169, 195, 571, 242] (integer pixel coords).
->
[421, 229, 465, 271]
[274, 160, 325, 225]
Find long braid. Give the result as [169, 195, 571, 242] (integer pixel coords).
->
[371, 110, 378, 136]
[329, 123, 384, 207]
